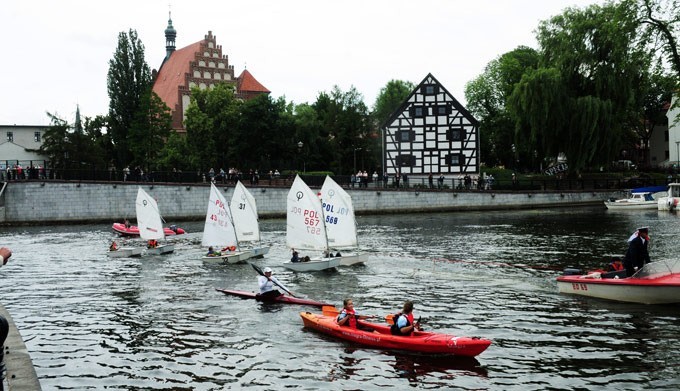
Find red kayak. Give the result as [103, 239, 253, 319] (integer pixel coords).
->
[215, 288, 333, 307]
[112, 222, 186, 237]
[300, 312, 491, 357]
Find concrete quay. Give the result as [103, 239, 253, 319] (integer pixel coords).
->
[0, 305, 41, 390]
[0, 181, 617, 225]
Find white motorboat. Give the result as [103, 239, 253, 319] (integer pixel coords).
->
[556, 259, 680, 304]
[658, 183, 680, 211]
[604, 185, 667, 210]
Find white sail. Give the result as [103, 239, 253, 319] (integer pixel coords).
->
[135, 187, 165, 241]
[231, 181, 261, 243]
[319, 175, 358, 248]
[286, 175, 328, 251]
[202, 183, 238, 247]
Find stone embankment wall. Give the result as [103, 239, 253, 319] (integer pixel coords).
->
[0, 181, 616, 224]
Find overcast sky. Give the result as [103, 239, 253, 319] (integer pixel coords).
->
[2, 0, 603, 126]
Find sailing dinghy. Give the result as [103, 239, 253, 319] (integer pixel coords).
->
[201, 183, 245, 264]
[282, 175, 366, 272]
[229, 181, 270, 260]
[136, 187, 174, 255]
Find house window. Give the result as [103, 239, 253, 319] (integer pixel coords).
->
[396, 154, 415, 167]
[446, 153, 464, 166]
[435, 104, 451, 116]
[421, 84, 439, 95]
[447, 127, 465, 141]
[397, 130, 414, 142]
[6, 132, 13, 142]
[409, 106, 427, 118]
[34, 132, 41, 142]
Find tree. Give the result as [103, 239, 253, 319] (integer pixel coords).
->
[637, 0, 680, 80]
[509, 2, 651, 174]
[372, 79, 415, 126]
[107, 29, 152, 169]
[465, 46, 539, 169]
[127, 91, 172, 173]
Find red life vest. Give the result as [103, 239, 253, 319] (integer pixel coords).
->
[340, 308, 357, 328]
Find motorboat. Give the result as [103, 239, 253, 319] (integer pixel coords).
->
[604, 185, 667, 210]
[658, 182, 680, 211]
[556, 259, 680, 304]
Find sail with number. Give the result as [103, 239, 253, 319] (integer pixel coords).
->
[319, 175, 358, 249]
[286, 175, 328, 251]
[231, 181, 261, 243]
[202, 183, 238, 248]
[136, 187, 165, 241]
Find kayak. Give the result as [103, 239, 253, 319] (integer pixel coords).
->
[300, 312, 491, 357]
[112, 222, 186, 237]
[215, 288, 332, 307]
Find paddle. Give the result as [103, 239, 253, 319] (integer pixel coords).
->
[322, 306, 380, 321]
[250, 263, 298, 298]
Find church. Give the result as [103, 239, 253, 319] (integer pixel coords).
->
[152, 14, 270, 133]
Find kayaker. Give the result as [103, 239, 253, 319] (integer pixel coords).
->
[109, 241, 118, 251]
[258, 267, 283, 299]
[336, 298, 359, 328]
[623, 227, 651, 277]
[391, 301, 421, 336]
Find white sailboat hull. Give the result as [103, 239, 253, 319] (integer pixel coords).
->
[202, 251, 247, 264]
[282, 257, 343, 272]
[242, 246, 270, 260]
[145, 244, 175, 255]
[107, 247, 143, 258]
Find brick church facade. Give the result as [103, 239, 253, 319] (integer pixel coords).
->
[152, 15, 270, 133]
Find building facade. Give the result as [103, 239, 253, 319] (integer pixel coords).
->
[152, 16, 270, 133]
[0, 125, 49, 176]
[381, 73, 479, 180]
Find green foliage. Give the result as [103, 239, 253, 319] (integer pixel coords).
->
[372, 79, 415, 126]
[107, 29, 152, 169]
[128, 91, 172, 171]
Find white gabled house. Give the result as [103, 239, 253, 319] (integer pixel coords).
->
[380, 73, 480, 181]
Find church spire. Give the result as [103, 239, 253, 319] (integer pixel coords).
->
[164, 9, 177, 60]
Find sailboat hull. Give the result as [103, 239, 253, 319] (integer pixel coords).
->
[107, 247, 143, 258]
[202, 251, 247, 264]
[282, 257, 342, 272]
[336, 253, 368, 267]
[146, 244, 174, 255]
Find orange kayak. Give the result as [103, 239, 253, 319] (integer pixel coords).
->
[300, 312, 491, 357]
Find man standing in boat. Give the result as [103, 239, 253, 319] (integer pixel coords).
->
[623, 227, 651, 277]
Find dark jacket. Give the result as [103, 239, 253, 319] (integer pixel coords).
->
[623, 236, 650, 277]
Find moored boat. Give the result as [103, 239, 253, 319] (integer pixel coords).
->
[658, 182, 680, 211]
[300, 312, 492, 357]
[215, 288, 332, 307]
[556, 259, 680, 304]
[604, 185, 667, 210]
[112, 222, 186, 237]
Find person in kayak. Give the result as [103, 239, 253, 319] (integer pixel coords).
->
[391, 301, 421, 336]
[336, 298, 359, 328]
[258, 267, 283, 299]
[623, 227, 651, 277]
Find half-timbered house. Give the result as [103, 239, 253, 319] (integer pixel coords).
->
[381, 73, 479, 182]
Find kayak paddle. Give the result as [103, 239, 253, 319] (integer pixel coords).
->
[250, 263, 298, 298]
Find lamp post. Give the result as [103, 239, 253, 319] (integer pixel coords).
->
[353, 147, 362, 174]
[297, 141, 305, 173]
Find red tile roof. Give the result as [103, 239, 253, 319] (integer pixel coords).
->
[238, 69, 270, 93]
[152, 41, 202, 114]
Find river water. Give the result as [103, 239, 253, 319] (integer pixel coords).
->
[1, 207, 679, 390]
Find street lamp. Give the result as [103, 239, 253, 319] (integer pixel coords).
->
[353, 147, 362, 174]
[297, 141, 305, 172]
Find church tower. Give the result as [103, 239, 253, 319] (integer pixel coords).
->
[164, 11, 176, 61]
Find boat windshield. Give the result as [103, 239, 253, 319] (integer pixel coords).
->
[634, 259, 680, 279]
